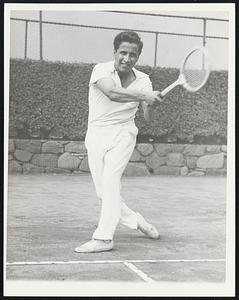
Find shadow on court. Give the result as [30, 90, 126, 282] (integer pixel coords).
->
[6, 174, 226, 282]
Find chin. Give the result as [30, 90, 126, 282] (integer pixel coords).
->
[119, 66, 131, 74]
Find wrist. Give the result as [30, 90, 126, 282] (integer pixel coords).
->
[141, 91, 152, 103]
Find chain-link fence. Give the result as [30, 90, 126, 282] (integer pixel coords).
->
[10, 10, 229, 70]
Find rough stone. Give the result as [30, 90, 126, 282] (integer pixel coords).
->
[183, 145, 206, 156]
[58, 141, 70, 145]
[71, 153, 86, 160]
[137, 143, 154, 156]
[206, 169, 227, 176]
[58, 153, 81, 170]
[224, 157, 227, 169]
[186, 157, 197, 169]
[180, 166, 189, 176]
[195, 168, 206, 172]
[42, 141, 64, 154]
[45, 167, 71, 174]
[154, 166, 180, 175]
[32, 154, 58, 168]
[15, 139, 41, 153]
[167, 153, 185, 166]
[22, 163, 45, 174]
[65, 141, 87, 155]
[145, 152, 167, 170]
[14, 150, 33, 162]
[9, 140, 15, 153]
[188, 171, 205, 177]
[8, 139, 229, 178]
[73, 170, 88, 175]
[8, 160, 22, 173]
[129, 148, 142, 162]
[206, 145, 221, 153]
[154, 144, 172, 156]
[171, 144, 185, 153]
[79, 157, 90, 172]
[123, 163, 150, 176]
[221, 145, 227, 152]
[197, 153, 224, 169]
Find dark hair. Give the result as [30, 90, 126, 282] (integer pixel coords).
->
[113, 31, 143, 55]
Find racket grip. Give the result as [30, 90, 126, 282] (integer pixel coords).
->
[161, 80, 180, 97]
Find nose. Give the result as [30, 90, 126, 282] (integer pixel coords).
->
[124, 54, 130, 63]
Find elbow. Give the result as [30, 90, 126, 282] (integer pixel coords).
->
[144, 109, 152, 122]
[145, 118, 152, 123]
[107, 89, 119, 102]
[97, 85, 117, 101]
[108, 94, 118, 102]
[144, 114, 152, 123]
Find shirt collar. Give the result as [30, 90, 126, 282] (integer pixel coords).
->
[110, 60, 147, 79]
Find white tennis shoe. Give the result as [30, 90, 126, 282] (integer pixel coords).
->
[136, 213, 160, 239]
[74, 239, 113, 253]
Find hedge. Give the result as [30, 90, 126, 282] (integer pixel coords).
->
[9, 59, 228, 143]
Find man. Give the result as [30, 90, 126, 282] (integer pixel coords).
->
[75, 31, 163, 253]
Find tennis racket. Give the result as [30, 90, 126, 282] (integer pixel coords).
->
[160, 46, 211, 98]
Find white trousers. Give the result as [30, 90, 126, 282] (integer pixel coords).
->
[85, 122, 139, 240]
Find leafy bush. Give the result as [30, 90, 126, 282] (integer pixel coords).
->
[9, 59, 227, 143]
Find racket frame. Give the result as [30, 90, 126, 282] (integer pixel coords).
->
[160, 46, 210, 97]
[182, 46, 211, 92]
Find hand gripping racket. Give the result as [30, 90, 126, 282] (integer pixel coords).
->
[161, 46, 211, 98]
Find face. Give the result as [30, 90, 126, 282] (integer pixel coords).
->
[114, 42, 140, 74]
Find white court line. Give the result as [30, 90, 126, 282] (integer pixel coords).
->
[6, 258, 226, 266]
[124, 261, 155, 282]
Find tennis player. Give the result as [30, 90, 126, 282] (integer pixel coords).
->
[75, 31, 163, 253]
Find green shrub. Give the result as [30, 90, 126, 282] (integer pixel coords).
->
[9, 59, 227, 143]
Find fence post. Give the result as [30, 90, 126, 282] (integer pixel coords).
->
[24, 20, 28, 59]
[154, 32, 158, 67]
[202, 18, 207, 69]
[39, 11, 43, 60]
[203, 18, 207, 47]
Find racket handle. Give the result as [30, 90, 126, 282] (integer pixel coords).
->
[161, 79, 180, 98]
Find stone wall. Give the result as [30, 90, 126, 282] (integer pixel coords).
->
[8, 139, 227, 176]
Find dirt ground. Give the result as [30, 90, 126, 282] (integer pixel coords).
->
[6, 174, 226, 286]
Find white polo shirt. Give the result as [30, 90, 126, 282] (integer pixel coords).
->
[88, 61, 153, 126]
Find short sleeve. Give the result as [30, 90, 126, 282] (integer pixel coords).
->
[140, 77, 153, 92]
[89, 63, 110, 85]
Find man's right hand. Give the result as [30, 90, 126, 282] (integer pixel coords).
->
[145, 91, 163, 106]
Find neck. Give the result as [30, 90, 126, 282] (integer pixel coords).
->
[117, 69, 135, 80]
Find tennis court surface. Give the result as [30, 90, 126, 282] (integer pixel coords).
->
[6, 174, 226, 282]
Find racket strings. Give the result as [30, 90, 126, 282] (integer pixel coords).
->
[182, 49, 209, 90]
[183, 69, 207, 88]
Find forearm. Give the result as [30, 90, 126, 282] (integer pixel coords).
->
[106, 87, 152, 103]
